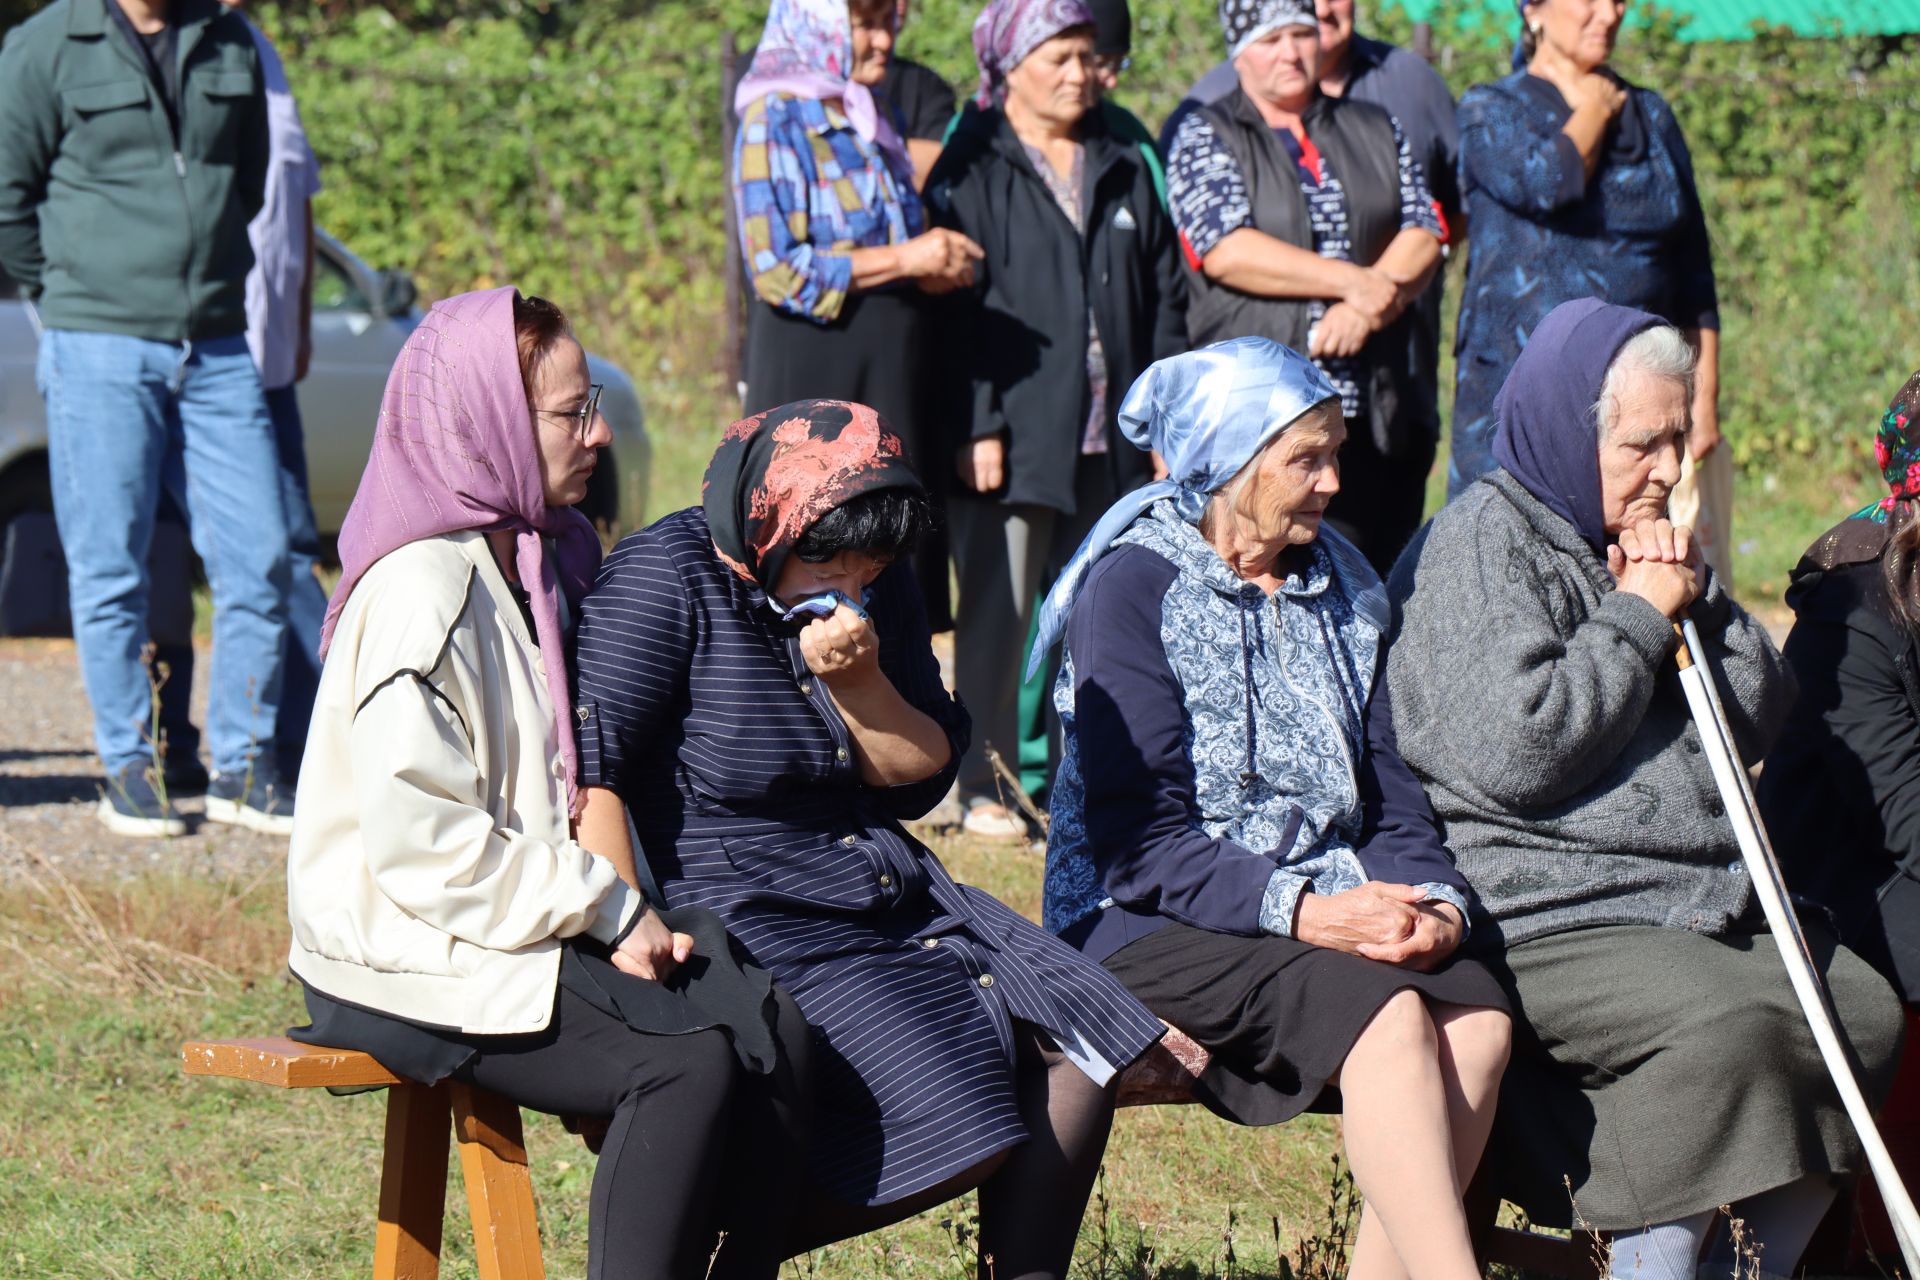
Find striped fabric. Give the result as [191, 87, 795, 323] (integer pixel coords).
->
[571, 508, 1164, 1206]
[732, 92, 923, 324]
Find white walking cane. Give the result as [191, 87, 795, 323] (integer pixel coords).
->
[1675, 615, 1920, 1274]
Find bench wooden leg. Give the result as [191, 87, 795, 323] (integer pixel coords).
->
[375, 1083, 451, 1280]
[450, 1082, 547, 1280]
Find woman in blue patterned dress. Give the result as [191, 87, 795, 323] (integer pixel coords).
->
[571, 399, 1164, 1277]
[1035, 340, 1510, 1280]
[1449, 0, 1722, 530]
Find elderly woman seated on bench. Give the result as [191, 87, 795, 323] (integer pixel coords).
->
[284, 288, 806, 1280]
[1039, 339, 1512, 1280]
[1383, 297, 1905, 1280]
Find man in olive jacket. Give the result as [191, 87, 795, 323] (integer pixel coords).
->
[0, 0, 295, 838]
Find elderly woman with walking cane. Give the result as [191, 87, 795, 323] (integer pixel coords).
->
[1384, 297, 1905, 1279]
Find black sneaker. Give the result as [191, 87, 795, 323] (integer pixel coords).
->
[163, 753, 210, 796]
[205, 765, 296, 836]
[97, 764, 187, 838]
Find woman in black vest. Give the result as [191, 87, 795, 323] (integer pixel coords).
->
[1166, 0, 1443, 572]
[923, 0, 1186, 839]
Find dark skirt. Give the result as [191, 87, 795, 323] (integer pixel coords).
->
[1103, 920, 1510, 1126]
[744, 289, 951, 630]
[290, 905, 781, 1085]
[1484, 923, 1906, 1231]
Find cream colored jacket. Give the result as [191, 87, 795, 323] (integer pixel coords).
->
[287, 531, 640, 1034]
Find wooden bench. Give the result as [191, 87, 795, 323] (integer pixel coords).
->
[181, 1037, 544, 1280]
[184, 1027, 1601, 1279]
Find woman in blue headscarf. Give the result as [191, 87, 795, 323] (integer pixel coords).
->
[1036, 337, 1511, 1280]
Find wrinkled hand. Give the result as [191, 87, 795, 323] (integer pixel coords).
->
[611, 907, 695, 982]
[1340, 265, 1399, 328]
[1311, 302, 1373, 359]
[799, 603, 882, 690]
[899, 228, 984, 288]
[1294, 882, 1426, 957]
[1572, 70, 1628, 118]
[1607, 518, 1702, 618]
[955, 434, 1006, 493]
[1356, 901, 1465, 971]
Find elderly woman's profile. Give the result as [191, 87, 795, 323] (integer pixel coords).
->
[285, 289, 801, 1279]
[1386, 297, 1904, 1280]
[1038, 338, 1512, 1280]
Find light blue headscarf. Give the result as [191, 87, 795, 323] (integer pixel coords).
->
[1026, 337, 1359, 679]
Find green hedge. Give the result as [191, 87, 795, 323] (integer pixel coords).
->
[9, 1, 1918, 471]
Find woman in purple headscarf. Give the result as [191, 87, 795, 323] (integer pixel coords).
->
[285, 288, 808, 1280]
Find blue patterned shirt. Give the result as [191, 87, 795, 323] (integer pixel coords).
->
[1167, 110, 1442, 419]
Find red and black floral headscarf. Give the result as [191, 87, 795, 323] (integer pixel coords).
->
[702, 399, 924, 593]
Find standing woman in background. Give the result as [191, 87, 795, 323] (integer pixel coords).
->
[925, 0, 1187, 840]
[732, 0, 985, 628]
[1165, 0, 1445, 574]
[1449, 0, 1727, 579]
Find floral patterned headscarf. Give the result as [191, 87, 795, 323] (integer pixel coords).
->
[702, 399, 925, 595]
[735, 0, 910, 168]
[971, 0, 1096, 107]
[1854, 370, 1920, 522]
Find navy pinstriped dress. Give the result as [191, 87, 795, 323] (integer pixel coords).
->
[572, 507, 1164, 1206]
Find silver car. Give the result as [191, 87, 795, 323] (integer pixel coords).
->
[0, 232, 650, 633]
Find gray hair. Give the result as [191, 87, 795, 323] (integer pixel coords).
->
[1593, 325, 1696, 440]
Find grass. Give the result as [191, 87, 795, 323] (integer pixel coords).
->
[0, 832, 1353, 1279]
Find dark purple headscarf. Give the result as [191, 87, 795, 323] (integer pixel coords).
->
[971, 0, 1096, 107]
[320, 286, 603, 816]
[1491, 297, 1663, 551]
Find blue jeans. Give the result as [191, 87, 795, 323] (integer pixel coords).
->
[266, 383, 326, 774]
[38, 329, 290, 776]
[150, 384, 325, 778]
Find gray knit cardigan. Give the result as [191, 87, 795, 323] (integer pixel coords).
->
[1383, 471, 1795, 948]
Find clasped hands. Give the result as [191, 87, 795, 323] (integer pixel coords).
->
[1295, 882, 1464, 972]
[1606, 517, 1703, 619]
[1309, 263, 1413, 360]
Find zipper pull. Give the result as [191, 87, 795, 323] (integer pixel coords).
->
[173, 151, 186, 178]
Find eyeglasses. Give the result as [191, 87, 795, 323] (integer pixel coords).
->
[1094, 53, 1131, 76]
[534, 383, 604, 444]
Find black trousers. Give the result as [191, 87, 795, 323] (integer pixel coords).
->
[457, 983, 813, 1280]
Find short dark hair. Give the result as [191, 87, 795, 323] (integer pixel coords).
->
[794, 487, 929, 564]
[848, 0, 895, 29]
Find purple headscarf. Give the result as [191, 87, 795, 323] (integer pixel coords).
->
[1491, 297, 1664, 551]
[735, 0, 910, 169]
[971, 0, 1095, 107]
[319, 287, 603, 816]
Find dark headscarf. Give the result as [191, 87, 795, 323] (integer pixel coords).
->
[702, 399, 924, 594]
[1491, 297, 1663, 551]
